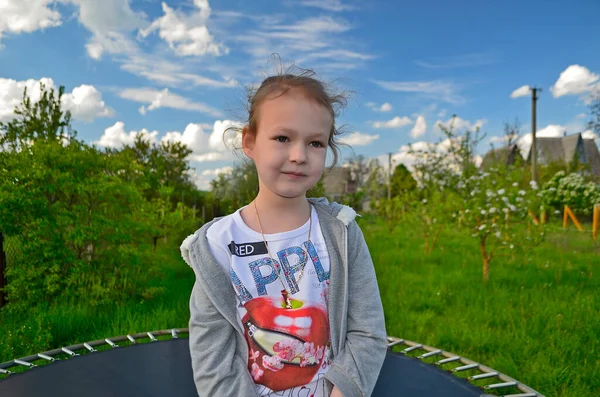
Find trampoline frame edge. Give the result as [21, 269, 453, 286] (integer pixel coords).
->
[387, 336, 543, 397]
[0, 329, 544, 397]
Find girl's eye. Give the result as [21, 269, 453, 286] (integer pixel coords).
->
[274, 136, 288, 143]
[310, 141, 325, 148]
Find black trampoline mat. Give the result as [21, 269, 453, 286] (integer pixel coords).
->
[0, 339, 487, 397]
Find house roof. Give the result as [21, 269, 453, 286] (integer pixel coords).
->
[561, 134, 582, 163]
[529, 137, 566, 164]
[522, 133, 600, 176]
[582, 138, 600, 176]
[482, 133, 600, 177]
[480, 144, 519, 169]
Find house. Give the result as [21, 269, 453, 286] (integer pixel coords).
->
[524, 133, 600, 177]
[480, 144, 521, 169]
[481, 133, 600, 178]
[322, 167, 357, 200]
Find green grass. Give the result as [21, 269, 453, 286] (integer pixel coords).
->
[1, 218, 598, 396]
[364, 215, 599, 397]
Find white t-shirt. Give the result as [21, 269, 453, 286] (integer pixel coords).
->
[206, 205, 332, 397]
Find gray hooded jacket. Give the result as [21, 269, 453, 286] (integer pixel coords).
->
[180, 197, 387, 397]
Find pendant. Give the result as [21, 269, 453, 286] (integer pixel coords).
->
[281, 289, 292, 309]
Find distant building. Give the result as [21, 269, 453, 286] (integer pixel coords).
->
[322, 167, 357, 200]
[480, 144, 521, 169]
[525, 133, 600, 177]
[481, 133, 600, 178]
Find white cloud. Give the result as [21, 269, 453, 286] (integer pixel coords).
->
[437, 109, 447, 118]
[139, 0, 227, 57]
[236, 15, 371, 71]
[339, 132, 379, 146]
[576, 113, 587, 119]
[188, 166, 233, 190]
[377, 102, 392, 112]
[161, 120, 243, 163]
[510, 85, 530, 99]
[0, 0, 62, 44]
[63, 0, 148, 60]
[435, 116, 487, 132]
[120, 53, 238, 88]
[0, 77, 113, 122]
[373, 79, 465, 104]
[61, 84, 114, 121]
[489, 135, 512, 145]
[95, 121, 158, 148]
[162, 123, 219, 162]
[373, 116, 412, 129]
[299, 0, 354, 11]
[582, 129, 598, 140]
[367, 102, 392, 112]
[118, 87, 222, 117]
[411, 115, 427, 138]
[551, 64, 600, 100]
[85, 31, 138, 60]
[379, 103, 392, 112]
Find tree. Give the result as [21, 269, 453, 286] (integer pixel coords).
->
[0, 83, 75, 150]
[0, 83, 197, 313]
[406, 116, 544, 280]
[503, 118, 521, 147]
[390, 163, 417, 198]
[588, 96, 600, 137]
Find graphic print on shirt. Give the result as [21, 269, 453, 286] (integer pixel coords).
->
[231, 239, 331, 392]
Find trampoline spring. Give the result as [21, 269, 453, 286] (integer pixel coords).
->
[147, 332, 157, 342]
[171, 329, 179, 339]
[0, 368, 11, 375]
[451, 363, 479, 372]
[436, 356, 461, 365]
[402, 344, 423, 354]
[84, 343, 97, 352]
[484, 381, 518, 390]
[386, 339, 405, 347]
[469, 372, 498, 380]
[105, 339, 118, 348]
[61, 347, 79, 357]
[419, 349, 442, 358]
[14, 359, 36, 368]
[37, 353, 55, 362]
[127, 335, 137, 344]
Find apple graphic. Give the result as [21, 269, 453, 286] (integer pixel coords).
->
[242, 294, 329, 391]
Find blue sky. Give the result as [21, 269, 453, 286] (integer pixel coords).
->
[1, 0, 599, 189]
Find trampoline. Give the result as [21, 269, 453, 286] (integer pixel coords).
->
[0, 329, 543, 397]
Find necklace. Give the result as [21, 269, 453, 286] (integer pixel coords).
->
[253, 200, 311, 309]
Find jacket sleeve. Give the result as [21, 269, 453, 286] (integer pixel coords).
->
[188, 251, 260, 397]
[325, 220, 388, 397]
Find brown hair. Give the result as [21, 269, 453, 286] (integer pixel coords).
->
[228, 65, 348, 169]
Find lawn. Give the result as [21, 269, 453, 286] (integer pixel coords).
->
[1, 216, 598, 396]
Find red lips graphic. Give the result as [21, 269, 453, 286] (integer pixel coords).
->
[242, 295, 329, 391]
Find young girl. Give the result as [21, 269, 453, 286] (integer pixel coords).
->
[180, 69, 387, 397]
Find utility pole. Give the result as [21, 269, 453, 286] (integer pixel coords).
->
[531, 87, 541, 183]
[387, 152, 392, 200]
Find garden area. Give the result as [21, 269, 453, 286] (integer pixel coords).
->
[0, 84, 599, 396]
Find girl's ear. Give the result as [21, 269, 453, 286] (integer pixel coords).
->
[242, 126, 255, 159]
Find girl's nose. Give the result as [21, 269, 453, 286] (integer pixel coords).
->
[290, 143, 307, 164]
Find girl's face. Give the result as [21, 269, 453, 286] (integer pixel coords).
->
[243, 89, 332, 200]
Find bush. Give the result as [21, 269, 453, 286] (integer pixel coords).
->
[540, 171, 600, 215]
